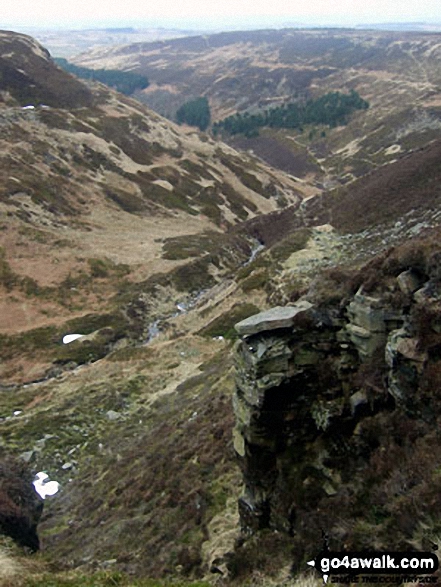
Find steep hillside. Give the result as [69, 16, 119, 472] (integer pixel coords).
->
[0, 31, 94, 109]
[1, 28, 441, 587]
[3, 135, 441, 585]
[74, 29, 441, 185]
[0, 30, 308, 384]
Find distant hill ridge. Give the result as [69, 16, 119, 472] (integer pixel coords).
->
[73, 27, 441, 185]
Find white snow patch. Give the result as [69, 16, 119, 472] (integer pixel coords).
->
[63, 334, 84, 344]
[33, 472, 60, 499]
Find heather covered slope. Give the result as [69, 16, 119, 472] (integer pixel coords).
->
[303, 137, 441, 233]
[0, 31, 94, 109]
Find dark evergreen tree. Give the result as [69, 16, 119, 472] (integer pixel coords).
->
[214, 90, 369, 137]
[176, 97, 211, 131]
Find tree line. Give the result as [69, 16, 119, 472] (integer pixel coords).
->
[212, 90, 369, 137]
[54, 58, 149, 96]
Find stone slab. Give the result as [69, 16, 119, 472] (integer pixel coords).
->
[234, 301, 313, 336]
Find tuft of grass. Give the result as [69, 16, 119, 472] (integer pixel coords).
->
[0, 247, 18, 291]
[269, 228, 312, 264]
[105, 188, 147, 214]
[88, 258, 130, 279]
[170, 258, 216, 293]
[239, 269, 270, 293]
[0, 311, 129, 368]
[198, 303, 260, 340]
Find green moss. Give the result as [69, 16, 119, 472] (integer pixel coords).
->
[1, 247, 131, 303]
[38, 109, 80, 131]
[54, 334, 111, 364]
[18, 227, 51, 243]
[64, 312, 128, 336]
[0, 311, 128, 366]
[236, 255, 271, 280]
[219, 181, 255, 220]
[142, 181, 198, 215]
[220, 155, 265, 195]
[199, 203, 223, 226]
[0, 246, 57, 298]
[0, 325, 59, 360]
[88, 258, 130, 279]
[179, 159, 214, 181]
[88, 258, 110, 278]
[162, 232, 229, 260]
[88, 117, 157, 165]
[30, 181, 77, 216]
[21, 276, 49, 297]
[192, 187, 224, 225]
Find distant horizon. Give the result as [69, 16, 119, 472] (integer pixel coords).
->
[4, 17, 441, 35]
[2, 0, 441, 32]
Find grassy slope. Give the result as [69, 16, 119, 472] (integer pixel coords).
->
[0, 30, 308, 383]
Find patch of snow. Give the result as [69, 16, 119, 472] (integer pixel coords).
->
[33, 472, 60, 499]
[63, 334, 84, 344]
[334, 138, 361, 159]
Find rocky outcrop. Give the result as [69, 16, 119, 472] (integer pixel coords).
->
[0, 455, 43, 551]
[233, 299, 363, 534]
[232, 269, 441, 555]
[344, 291, 403, 359]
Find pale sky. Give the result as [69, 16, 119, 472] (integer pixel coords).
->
[1, 0, 440, 29]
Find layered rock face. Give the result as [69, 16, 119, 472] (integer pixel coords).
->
[232, 264, 441, 554]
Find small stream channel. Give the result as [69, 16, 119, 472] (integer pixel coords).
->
[144, 237, 265, 344]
